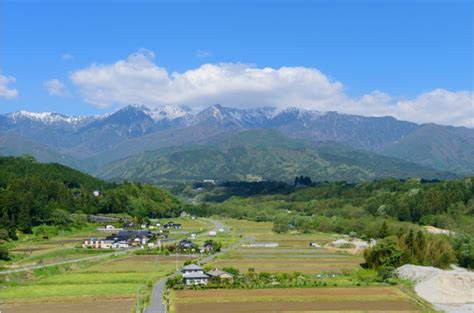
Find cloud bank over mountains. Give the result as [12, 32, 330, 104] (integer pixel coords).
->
[69, 50, 473, 128]
[2, 50, 472, 128]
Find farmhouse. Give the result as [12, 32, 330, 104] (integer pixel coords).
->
[179, 239, 197, 250]
[181, 264, 209, 285]
[164, 221, 182, 229]
[203, 241, 213, 252]
[106, 230, 153, 241]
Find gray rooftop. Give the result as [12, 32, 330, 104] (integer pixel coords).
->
[183, 272, 209, 279]
[207, 269, 232, 277]
[182, 264, 204, 271]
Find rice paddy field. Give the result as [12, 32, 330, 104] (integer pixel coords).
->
[209, 219, 364, 274]
[4, 226, 113, 268]
[0, 254, 193, 313]
[169, 219, 429, 312]
[1, 218, 431, 313]
[0, 218, 203, 313]
[171, 287, 426, 313]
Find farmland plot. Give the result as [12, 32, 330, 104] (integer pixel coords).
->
[172, 287, 424, 313]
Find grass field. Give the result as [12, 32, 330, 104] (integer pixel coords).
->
[0, 255, 191, 301]
[171, 287, 426, 313]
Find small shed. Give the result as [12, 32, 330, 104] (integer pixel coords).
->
[207, 269, 233, 280]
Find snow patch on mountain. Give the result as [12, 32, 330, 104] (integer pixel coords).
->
[138, 104, 192, 121]
[7, 111, 105, 127]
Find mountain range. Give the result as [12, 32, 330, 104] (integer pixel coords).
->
[0, 104, 472, 183]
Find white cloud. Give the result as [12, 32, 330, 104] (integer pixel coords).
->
[61, 53, 74, 61]
[44, 79, 71, 97]
[392, 89, 473, 128]
[196, 50, 212, 59]
[0, 72, 18, 99]
[69, 50, 473, 127]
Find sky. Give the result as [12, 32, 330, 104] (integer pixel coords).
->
[0, 0, 472, 127]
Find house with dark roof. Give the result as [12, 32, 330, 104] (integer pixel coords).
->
[164, 221, 182, 230]
[179, 239, 197, 250]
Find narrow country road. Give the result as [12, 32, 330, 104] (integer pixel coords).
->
[144, 219, 250, 313]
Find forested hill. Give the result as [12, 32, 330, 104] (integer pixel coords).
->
[0, 156, 181, 240]
[0, 155, 105, 189]
[97, 129, 456, 183]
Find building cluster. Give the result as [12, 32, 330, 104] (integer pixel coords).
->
[83, 219, 186, 250]
[181, 264, 233, 286]
[82, 230, 156, 249]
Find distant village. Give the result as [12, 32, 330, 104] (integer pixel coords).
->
[82, 220, 183, 250]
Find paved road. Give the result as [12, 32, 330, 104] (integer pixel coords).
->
[145, 278, 167, 313]
[144, 219, 249, 313]
[0, 248, 140, 275]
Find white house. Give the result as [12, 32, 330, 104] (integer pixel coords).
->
[209, 231, 217, 236]
[181, 264, 209, 285]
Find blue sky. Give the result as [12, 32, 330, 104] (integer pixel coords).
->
[0, 0, 472, 126]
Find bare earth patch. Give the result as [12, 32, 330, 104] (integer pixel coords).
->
[175, 287, 400, 298]
[175, 300, 421, 313]
[0, 298, 134, 313]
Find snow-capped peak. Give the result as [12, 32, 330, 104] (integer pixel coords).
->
[137, 104, 192, 121]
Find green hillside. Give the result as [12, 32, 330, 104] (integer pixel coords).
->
[0, 156, 181, 240]
[97, 129, 455, 183]
[379, 124, 474, 175]
[0, 155, 105, 189]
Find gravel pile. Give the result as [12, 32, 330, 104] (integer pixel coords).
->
[397, 264, 474, 313]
